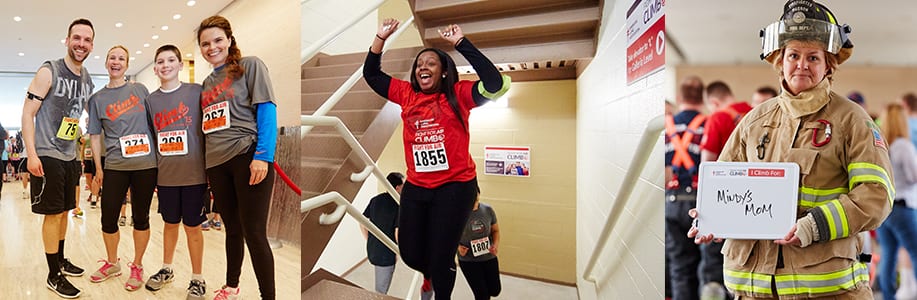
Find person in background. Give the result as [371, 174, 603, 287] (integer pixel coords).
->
[361, 172, 404, 295]
[750, 85, 778, 107]
[80, 133, 98, 208]
[456, 185, 501, 300]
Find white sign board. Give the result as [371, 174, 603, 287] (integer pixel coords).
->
[696, 162, 799, 239]
[484, 146, 530, 177]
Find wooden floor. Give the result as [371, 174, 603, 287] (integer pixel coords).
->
[0, 178, 300, 299]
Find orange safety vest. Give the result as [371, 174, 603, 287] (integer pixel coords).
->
[665, 113, 706, 188]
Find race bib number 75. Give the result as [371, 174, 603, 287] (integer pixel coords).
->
[412, 142, 449, 172]
[56, 117, 79, 140]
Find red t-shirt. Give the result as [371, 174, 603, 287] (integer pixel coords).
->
[388, 78, 478, 188]
[700, 102, 753, 156]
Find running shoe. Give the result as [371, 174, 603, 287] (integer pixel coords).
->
[90, 201, 97, 209]
[60, 258, 84, 277]
[187, 279, 207, 300]
[213, 285, 241, 300]
[73, 208, 83, 217]
[145, 268, 174, 291]
[201, 220, 211, 231]
[118, 216, 127, 226]
[90, 259, 121, 283]
[124, 263, 143, 291]
[212, 220, 222, 231]
[47, 273, 81, 298]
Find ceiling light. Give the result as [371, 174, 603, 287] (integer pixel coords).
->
[18, 52, 24, 56]
[161, 25, 169, 31]
[186, 53, 192, 57]
[13, 16, 22, 22]
[143, 43, 150, 48]
[187, 0, 196, 6]
[130, 57, 136, 61]
[152, 35, 159, 40]
[173, 14, 181, 20]
[60, 39, 65, 44]
[94, 56, 100, 59]
[136, 50, 142, 55]
[115, 22, 123, 28]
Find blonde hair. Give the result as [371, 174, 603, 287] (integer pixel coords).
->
[107, 45, 130, 68]
[770, 40, 839, 83]
[881, 103, 909, 145]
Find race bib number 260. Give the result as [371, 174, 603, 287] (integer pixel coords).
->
[158, 130, 188, 156]
[412, 142, 449, 172]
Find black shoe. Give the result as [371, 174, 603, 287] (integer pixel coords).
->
[47, 273, 81, 298]
[60, 258, 84, 277]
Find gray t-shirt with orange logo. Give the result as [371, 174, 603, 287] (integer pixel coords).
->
[147, 83, 206, 186]
[200, 56, 276, 168]
[87, 82, 156, 171]
[458, 203, 498, 262]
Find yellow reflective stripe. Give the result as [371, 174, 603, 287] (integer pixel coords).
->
[817, 200, 849, 240]
[798, 186, 847, 208]
[724, 269, 773, 295]
[477, 74, 511, 100]
[774, 263, 868, 295]
[848, 162, 895, 205]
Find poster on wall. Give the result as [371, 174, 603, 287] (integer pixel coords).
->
[484, 146, 531, 177]
[626, 0, 665, 85]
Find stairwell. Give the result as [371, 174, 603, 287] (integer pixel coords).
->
[300, 46, 421, 292]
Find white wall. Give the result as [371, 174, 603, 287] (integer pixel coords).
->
[301, 0, 379, 56]
[313, 176, 379, 274]
[576, 0, 665, 299]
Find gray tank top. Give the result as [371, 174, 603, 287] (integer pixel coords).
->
[147, 83, 207, 186]
[34, 59, 94, 161]
[87, 82, 157, 171]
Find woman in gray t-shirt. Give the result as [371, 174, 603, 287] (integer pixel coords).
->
[86, 45, 158, 292]
[457, 187, 502, 300]
[197, 15, 278, 300]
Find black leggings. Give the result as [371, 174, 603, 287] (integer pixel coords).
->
[100, 168, 157, 234]
[399, 178, 477, 300]
[206, 152, 275, 299]
[459, 257, 502, 300]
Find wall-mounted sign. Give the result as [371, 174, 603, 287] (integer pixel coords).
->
[484, 146, 530, 177]
[626, 0, 665, 85]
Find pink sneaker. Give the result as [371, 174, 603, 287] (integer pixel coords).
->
[90, 259, 122, 282]
[213, 285, 241, 300]
[124, 263, 144, 291]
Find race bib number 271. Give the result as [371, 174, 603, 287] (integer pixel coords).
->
[119, 134, 151, 158]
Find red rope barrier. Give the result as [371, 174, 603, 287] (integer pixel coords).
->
[273, 161, 301, 196]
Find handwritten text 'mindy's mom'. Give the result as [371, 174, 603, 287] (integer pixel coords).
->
[716, 189, 773, 218]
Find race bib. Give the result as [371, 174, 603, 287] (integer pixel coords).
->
[202, 101, 230, 134]
[83, 147, 93, 158]
[412, 142, 449, 172]
[119, 134, 151, 158]
[470, 237, 491, 257]
[56, 117, 79, 140]
[158, 130, 188, 156]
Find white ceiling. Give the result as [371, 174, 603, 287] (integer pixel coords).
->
[667, 1, 917, 66]
[0, 0, 234, 129]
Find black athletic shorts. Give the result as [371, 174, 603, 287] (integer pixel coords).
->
[30, 156, 79, 215]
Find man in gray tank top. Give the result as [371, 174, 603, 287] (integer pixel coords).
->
[20, 19, 95, 299]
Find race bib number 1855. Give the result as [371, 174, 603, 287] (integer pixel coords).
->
[412, 142, 449, 172]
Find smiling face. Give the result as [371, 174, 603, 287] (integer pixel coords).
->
[199, 27, 230, 67]
[781, 40, 829, 94]
[154, 50, 183, 82]
[106, 47, 129, 79]
[66, 24, 94, 63]
[414, 50, 444, 93]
